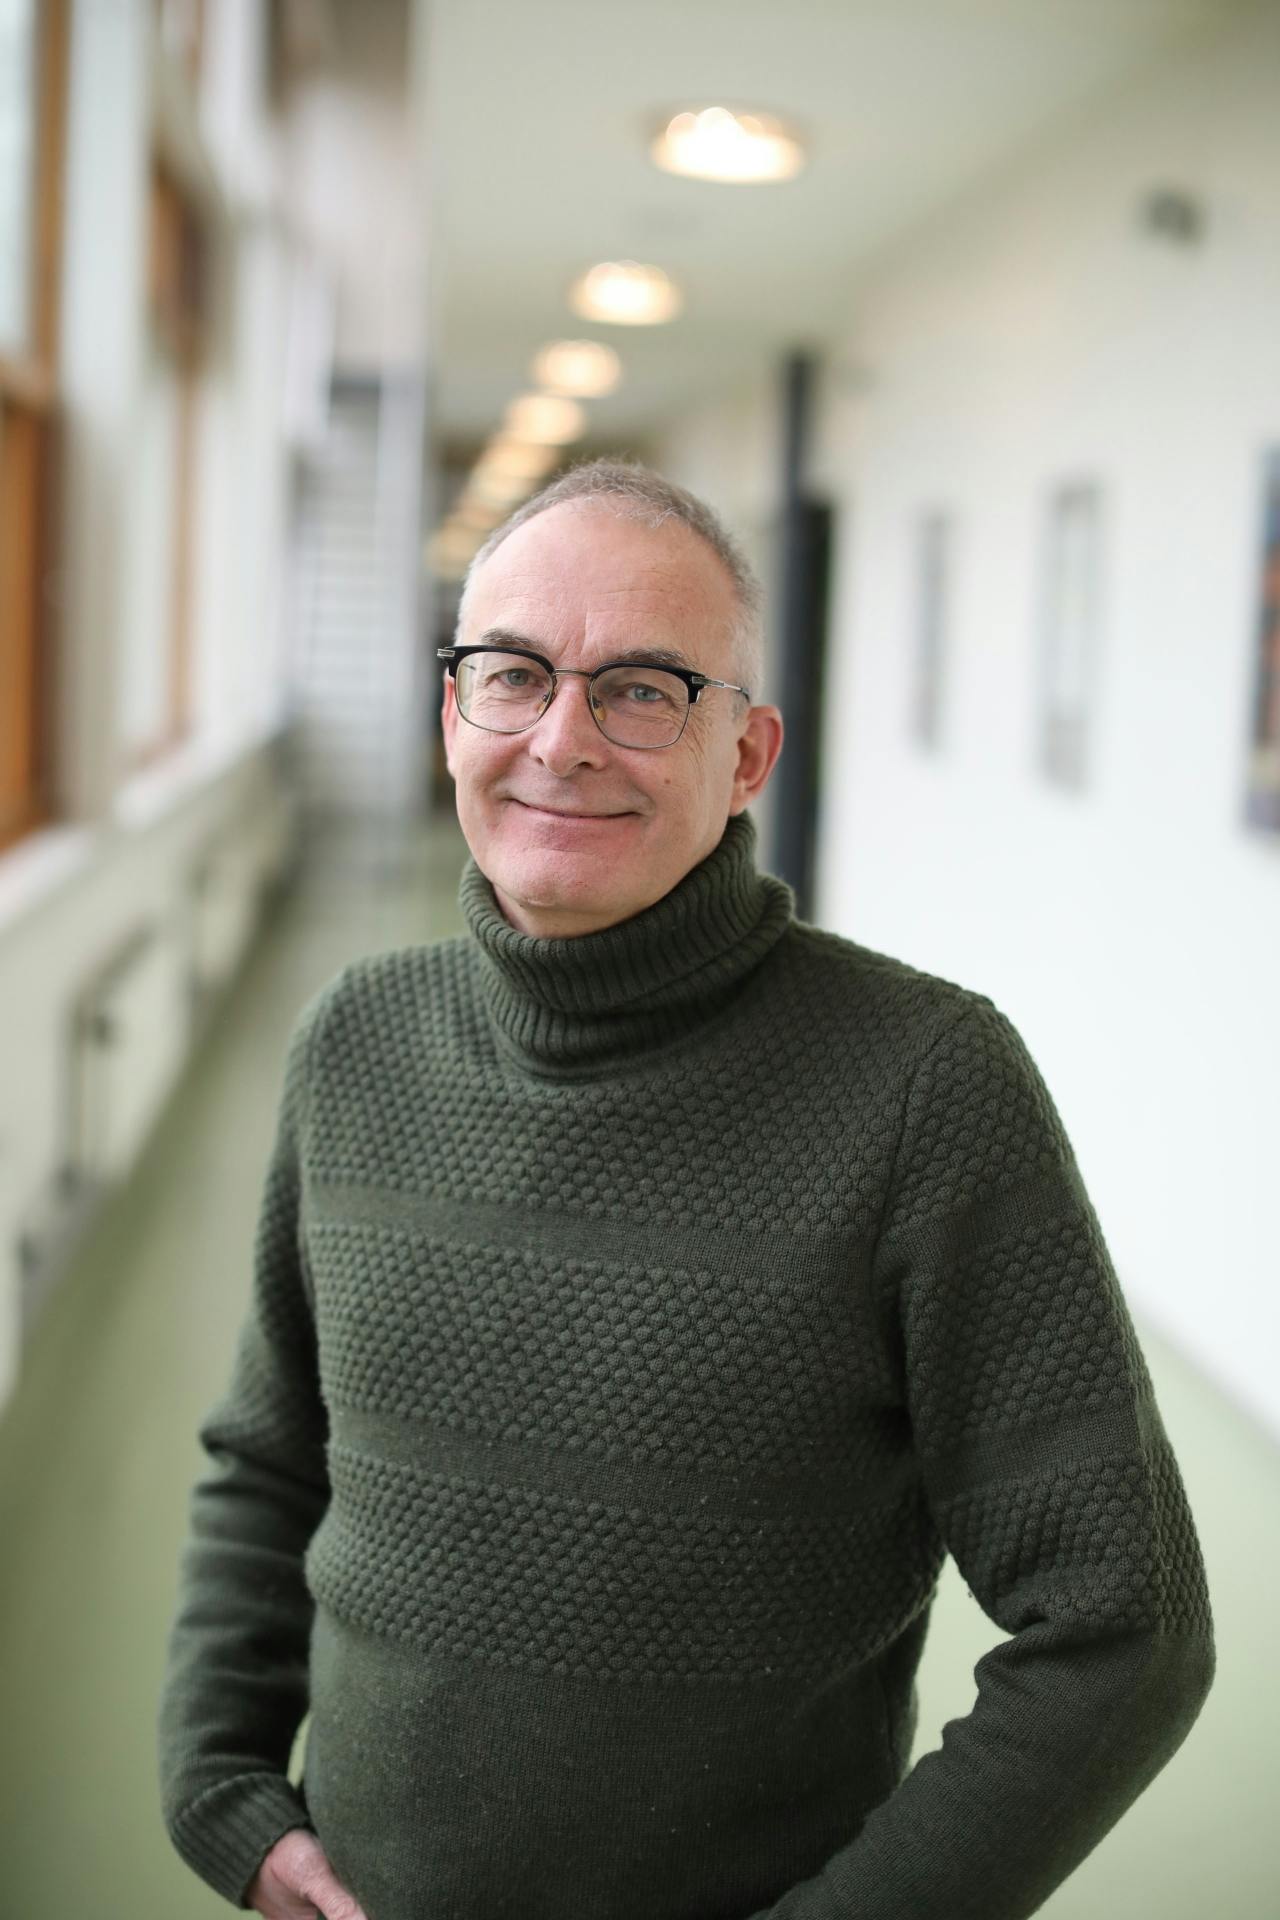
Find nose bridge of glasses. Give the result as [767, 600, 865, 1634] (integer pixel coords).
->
[534, 665, 610, 748]
[545, 665, 607, 717]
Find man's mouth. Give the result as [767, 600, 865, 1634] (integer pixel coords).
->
[510, 800, 634, 819]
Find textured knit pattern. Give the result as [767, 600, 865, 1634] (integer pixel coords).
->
[156, 813, 1214, 1920]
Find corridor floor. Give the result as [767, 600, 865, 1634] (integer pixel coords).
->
[0, 817, 1274, 1918]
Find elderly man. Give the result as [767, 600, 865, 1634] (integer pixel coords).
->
[158, 460, 1214, 1920]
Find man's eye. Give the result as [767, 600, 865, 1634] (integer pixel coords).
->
[491, 668, 539, 690]
[618, 680, 671, 704]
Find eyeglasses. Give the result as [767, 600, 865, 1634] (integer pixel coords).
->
[437, 643, 751, 750]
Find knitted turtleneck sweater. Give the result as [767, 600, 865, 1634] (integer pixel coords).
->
[157, 813, 1214, 1920]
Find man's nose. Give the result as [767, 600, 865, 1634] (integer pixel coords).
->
[527, 674, 610, 774]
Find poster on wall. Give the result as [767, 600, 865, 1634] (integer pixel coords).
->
[912, 511, 951, 750]
[1038, 481, 1103, 792]
[1244, 449, 1280, 833]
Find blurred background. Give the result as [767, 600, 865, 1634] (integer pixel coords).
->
[0, 0, 1277, 1912]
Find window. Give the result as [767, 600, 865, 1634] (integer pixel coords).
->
[117, 158, 210, 767]
[911, 510, 952, 751]
[1244, 448, 1280, 832]
[0, 0, 39, 356]
[0, 0, 67, 854]
[1038, 481, 1104, 792]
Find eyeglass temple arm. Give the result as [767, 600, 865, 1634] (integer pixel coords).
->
[690, 673, 752, 701]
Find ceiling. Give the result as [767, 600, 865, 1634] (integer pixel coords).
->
[422, 0, 1241, 449]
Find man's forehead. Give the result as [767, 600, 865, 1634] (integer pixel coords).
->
[474, 506, 725, 595]
[463, 507, 732, 649]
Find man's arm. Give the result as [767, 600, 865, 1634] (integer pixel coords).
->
[156, 976, 343, 1909]
[752, 995, 1215, 1920]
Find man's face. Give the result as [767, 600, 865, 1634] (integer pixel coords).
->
[442, 501, 783, 938]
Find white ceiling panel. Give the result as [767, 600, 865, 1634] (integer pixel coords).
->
[422, 0, 1243, 443]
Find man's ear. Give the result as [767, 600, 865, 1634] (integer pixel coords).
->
[441, 671, 459, 778]
[728, 704, 784, 814]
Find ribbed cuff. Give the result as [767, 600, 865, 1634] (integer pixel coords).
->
[170, 1771, 313, 1908]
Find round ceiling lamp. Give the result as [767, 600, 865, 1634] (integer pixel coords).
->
[531, 339, 622, 397]
[466, 466, 538, 509]
[503, 392, 587, 443]
[568, 261, 682, 326]
[475, 436, 562, 482]
[447, 497, 505, 532]
[651, 106, 805, 184]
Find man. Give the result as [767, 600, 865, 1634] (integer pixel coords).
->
[158, 460, 1215, 1920]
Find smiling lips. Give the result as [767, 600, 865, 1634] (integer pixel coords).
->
[512, 800, 635, 820]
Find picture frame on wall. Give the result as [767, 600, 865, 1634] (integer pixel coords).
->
[1244, 448, 1280, 833]
[1038, 480, 1104, 792]
[911, 510, 951, 751]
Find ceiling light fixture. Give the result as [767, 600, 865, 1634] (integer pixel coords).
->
[503, 392, 587, 443]
[651, 106, 805, 184]
[568, 261, 682, 327]
[531, 339, 622, 397]
[467, 467, 538, 509]
[448, 494, 506, 530]
[474, 436, 562, 482]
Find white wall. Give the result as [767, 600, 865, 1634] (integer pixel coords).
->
[657, 2, 1280, 1441]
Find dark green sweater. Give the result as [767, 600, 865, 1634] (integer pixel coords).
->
[157, 812, 1214, 1919]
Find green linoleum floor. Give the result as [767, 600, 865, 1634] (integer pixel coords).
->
[0, 814, 1276, 1919]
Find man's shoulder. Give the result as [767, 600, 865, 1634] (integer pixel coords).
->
[295, 935, 479, 1051]
[772, 919, 993, 1066]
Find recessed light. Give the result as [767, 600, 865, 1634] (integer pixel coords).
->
[531, 339, 622, 398]
[448, 499, 504, 532]
[503, 393, 587, 443]
[475, 436, 562, 482]
[651, 106, 805, 184]
[568, 261, 682, 327]
[467, 467, 537, 509]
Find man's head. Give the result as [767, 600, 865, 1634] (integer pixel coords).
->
[442, 459, 784, 939]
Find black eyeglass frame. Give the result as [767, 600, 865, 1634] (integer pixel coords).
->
[437, 643, 751, 749]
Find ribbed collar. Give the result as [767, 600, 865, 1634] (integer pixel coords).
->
[458, 812, 794, 1073]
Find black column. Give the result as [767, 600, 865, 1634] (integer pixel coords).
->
[770, 352, 832, 920]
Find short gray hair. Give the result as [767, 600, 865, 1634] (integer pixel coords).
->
[455, 457, 765, 698]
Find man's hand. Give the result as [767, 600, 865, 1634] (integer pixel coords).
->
[246, 1828, 371, 1920]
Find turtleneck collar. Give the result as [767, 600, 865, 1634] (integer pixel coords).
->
[458, 812, 794, 1074]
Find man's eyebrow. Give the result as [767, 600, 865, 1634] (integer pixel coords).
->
[607, 645, 696, 672]
[476, 627, 547, 652]
[474, 629, 695, 672]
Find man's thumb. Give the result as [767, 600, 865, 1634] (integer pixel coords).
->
[253, 1826, 370, 1920]
[292, 1844, 369, 1920]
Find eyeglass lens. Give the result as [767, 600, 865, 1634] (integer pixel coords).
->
[456, 650, 690, 748]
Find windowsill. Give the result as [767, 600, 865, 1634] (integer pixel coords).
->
[0, 719, 288, 938]
[111, 723, 279, 832]
[0, 821, 98, 935]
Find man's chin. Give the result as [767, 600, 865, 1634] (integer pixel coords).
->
[486, 842, 652, 936]
[495, 853, 620, 907]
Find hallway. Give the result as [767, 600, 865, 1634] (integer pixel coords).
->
[0, 821, 1274, 1918]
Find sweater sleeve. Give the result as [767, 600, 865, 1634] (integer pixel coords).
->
[751, 993, 1216, 1920]
[156, 975, 343, 1908]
